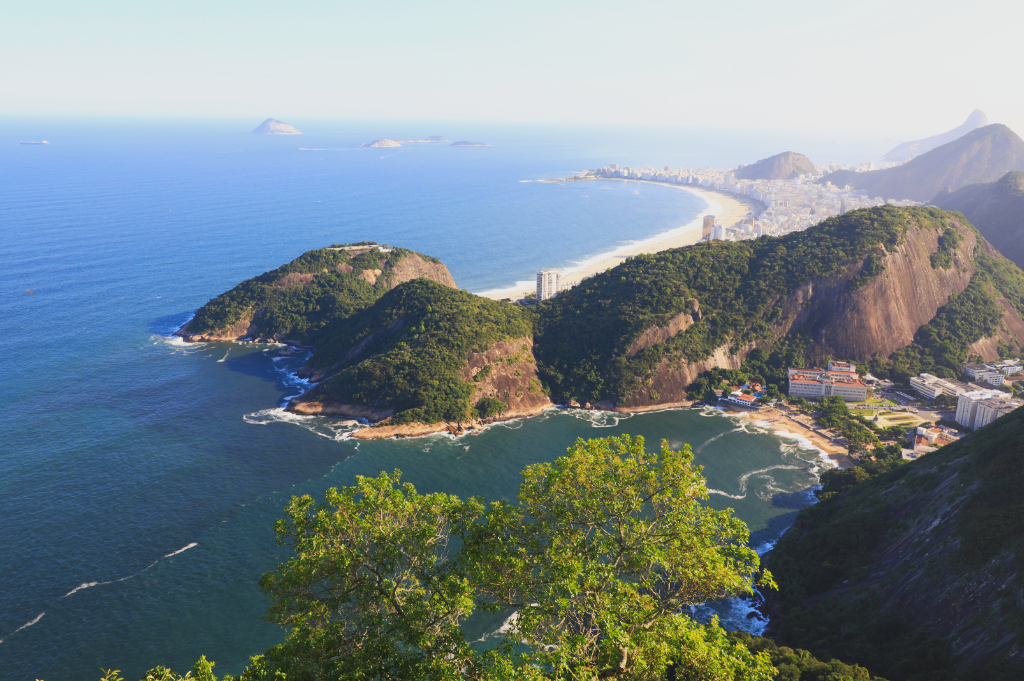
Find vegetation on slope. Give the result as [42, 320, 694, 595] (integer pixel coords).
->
[186, 244, 444, 341]
[735, 152, 817, 181]
[933, 171, 1024, 270]
[766, 406, 1024, 681]
[301, 279, 533, 425]
[535, 206, 951, 404]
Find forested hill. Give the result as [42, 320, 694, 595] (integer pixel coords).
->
[821, 124, 1024, 201]
[934, 171, 1024, 270]
[534, 206, 1024, 409]
[181, 207, 1024, 433]
[735, 151, 817, 180]
[765, 405, 1024, 681]
[176, 243, 456, 343]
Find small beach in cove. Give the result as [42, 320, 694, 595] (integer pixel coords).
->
[479, 181, 756, 300]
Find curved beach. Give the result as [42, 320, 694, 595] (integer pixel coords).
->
[478, 181, 755, 300]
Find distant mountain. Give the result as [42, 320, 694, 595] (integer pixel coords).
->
[820, 124, 1024, 202]
[934, 171, 1024, 269]
[361, 139, 402, 148]
[884, 109, 988, 163]
[251, 118, 301, 135]
[734, 151, 816, 181]
[450, 141, 488, 147]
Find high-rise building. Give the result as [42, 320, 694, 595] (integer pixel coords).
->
[702, 215, 715, 241]
[609, 163, 619, 170]
[664, 165, 670, 171]
[536, 270, 560, 301]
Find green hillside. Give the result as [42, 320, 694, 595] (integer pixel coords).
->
[822, 124, 1024, 202]
[766, 406, 1024, 681]
[933, 171, 1024, 270]
[534, 206, 959, 404]
[180, 243, 455, 343]
[295, 279, 534, 425]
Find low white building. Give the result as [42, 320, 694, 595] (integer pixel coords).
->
[787, 363, 868, 402]
[909, 374, 973, 401]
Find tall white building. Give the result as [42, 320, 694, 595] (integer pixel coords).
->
[955, 389, 1003, 429]
[536, 270, 560, 301]
[909, 373, 973, 401]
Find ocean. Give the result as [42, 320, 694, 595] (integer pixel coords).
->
[1, 118, 846, 680]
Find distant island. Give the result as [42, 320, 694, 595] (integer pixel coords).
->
[450, 141, 488, 147]
[360, 136, 448, 147]
[252, 118, 301, 135]
[362, 139, 402, 148]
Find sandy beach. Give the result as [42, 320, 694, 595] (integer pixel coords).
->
[479, 180, 757, 300]
[736, 407, 854, 469]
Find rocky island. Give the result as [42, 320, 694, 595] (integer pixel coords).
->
[180, 207, 1024, 441]
[251, 118, 301, 135]
[361, 139, 402, 148]
[450, 141, 488, 147]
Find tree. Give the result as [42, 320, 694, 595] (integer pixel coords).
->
[257, 435, 775, 680]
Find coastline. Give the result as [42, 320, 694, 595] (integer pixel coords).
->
[735, 407, 853, 469]
[478, 179, 758, 301]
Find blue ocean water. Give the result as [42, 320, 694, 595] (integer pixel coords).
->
[1, 119, 833, 680]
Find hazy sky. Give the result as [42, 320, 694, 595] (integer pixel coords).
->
[3, 0, 1022, 139]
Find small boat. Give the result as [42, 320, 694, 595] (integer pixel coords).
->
[20, 140, 48, 145]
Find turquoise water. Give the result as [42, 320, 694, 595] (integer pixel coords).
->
[1, 120, 829, 680]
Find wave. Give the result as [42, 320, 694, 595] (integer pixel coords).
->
[243, 407, 362, 441]
[1, 542, 201, 645]
[707, 464, 805, 500]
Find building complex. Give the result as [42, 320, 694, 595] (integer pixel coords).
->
[787, 361, 868, 402]
[955, 389, 1023, 430]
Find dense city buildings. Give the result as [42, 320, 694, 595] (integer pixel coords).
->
[590, 162, 919, 239]
[964, 360, 1022, 386]
[787, 361, 868, 401]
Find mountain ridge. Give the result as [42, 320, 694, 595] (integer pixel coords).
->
[933, 170, 1024, 271]
[821, 124, 1024, 201]
[884, 109, 988, 163]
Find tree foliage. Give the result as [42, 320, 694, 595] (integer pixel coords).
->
[255, 435, 775, 680]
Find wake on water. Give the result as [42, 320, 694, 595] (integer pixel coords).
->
[1, 542, 201, 646]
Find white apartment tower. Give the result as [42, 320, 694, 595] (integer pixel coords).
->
[537, 270, 561, 301]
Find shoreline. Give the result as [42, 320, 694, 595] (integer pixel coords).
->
[734, 407, 853, 469]
[478, 179, 761, 301]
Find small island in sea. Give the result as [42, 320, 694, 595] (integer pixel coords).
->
[251, 118, 301, 135]
[450, 140, 488, 146]
[361, 139, 402, 148]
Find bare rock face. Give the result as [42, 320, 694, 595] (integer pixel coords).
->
[461, 337, 553, 418]
[385, 253, 457, 290]
[175, 315, 257, 342]
[785, 220, 978, 362]
[252, 118, 301, 135]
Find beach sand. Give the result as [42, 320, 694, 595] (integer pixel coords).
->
[479, 180, 756, 300]
[736, 407, 854, 469]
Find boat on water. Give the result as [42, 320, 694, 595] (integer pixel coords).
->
[20, 140, 48, 145]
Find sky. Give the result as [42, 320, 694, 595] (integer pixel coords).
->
[3, 0, 1023, 141]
